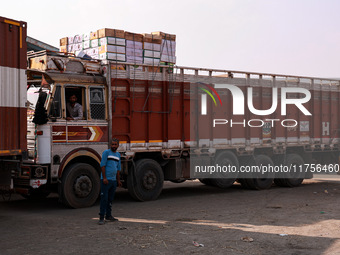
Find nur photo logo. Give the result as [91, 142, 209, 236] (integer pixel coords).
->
[197, 82, 223, 115]
[198, 83, 312, 128]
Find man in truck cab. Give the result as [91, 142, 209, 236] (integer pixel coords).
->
[66, 94, 83, 120]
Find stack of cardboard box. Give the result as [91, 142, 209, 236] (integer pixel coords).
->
[59, 28, 177, 69]
[125, 32, 143, 66]
[97, 28, 125, 61]
[143, 33, 162, 66]
[84, 31, 100, 59]
[60, 35, 84, 55]
[151, 31, 176, 65]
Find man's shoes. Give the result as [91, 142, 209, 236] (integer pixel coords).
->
[98, 218, 105, 225]
[105, 216, 119, 222]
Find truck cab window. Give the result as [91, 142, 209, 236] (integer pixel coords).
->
[90, 88, 105, 120]
[50, 85, 61, 118]
[65, 87, 86, 120]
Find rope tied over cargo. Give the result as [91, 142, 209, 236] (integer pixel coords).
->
[113, 29, 119, 114]
[139, 33, 177, 114]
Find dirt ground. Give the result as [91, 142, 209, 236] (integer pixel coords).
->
[1, 177, 340, 255]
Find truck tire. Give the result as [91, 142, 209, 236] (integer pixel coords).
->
[127, 159, 164, 201]
[209, 151, 239, 189]
[199, 178, 213, 186]
[274, 154, 304, 187]
[170, 180, 186, 183]
[273, 178, 286, 187]
[60, 163, 100, 208]
[244, 155, 274, 190]
[238, 179, 251, 189]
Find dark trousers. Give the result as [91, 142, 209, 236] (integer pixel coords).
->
[99, 180, 117, 218]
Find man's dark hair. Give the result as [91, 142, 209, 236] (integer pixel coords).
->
[69, 94, 77, 99]
[111, 138, 120, 145]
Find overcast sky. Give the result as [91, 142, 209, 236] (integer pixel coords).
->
[1, 0, 340, 78]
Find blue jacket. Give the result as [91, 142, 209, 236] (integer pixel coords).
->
[100, 149, 121, 181]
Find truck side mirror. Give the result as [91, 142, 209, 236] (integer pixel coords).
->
[49, 100, 60, 122]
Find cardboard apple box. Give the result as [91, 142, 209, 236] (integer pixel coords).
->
[98, 45, 126, 54]
[90, 31, 98, 40]
[151, 31, 176, 41]
[143, 42, 161, 51]
[73, 43, 83, 51]
[126, 56, 143, 64]
[126, 40, 143, 50]
[91, 39, 99, 48]
[124, 32, 143, 42]
[67, 44, 74, 52]
[99, 53, 126, 61]
[83, 40, 90, 49]
[83, 33, 91, 41]
[99, 37, 126, 46]
[60, 37, 68, 46]
[60, 45, 67, 53]
[143, 33, 162, 44]
[126, 48, 143, 57]
[161, 47, 176, 56]
[98, 28, 125, 39]
[162, 39, 176, 49]
[160, 55, 176, 63]
[144, 50, 161, 59]
[73, 35, 83, 44]
[87, 47, 99, 56]
[68, 37, 74, 44]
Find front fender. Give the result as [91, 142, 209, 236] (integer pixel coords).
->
[58, 148, 101, 177]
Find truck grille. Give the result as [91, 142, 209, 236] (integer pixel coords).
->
[13, 178, 30, 187]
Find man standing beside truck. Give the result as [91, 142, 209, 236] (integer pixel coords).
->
[98, 138, 122, 225]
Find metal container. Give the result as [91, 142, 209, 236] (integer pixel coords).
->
[0, 16, 27, 156]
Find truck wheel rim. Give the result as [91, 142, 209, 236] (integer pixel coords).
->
[288, 163, 301, 178]
[74, 175, 92, 198]
[142, 170, 157, 190]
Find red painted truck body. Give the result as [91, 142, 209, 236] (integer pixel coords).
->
[110, 70, 340, 153]
[0, 16, 27, 157]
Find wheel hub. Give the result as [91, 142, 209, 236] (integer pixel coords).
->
[216, 159, 234, 178]
[142, 170, 157, 190]
[74, 175, 92, 198]
[288, 164, 301, 178]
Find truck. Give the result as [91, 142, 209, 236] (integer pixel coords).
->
[2, 16, 340, 208]
[0, 17, 27, 197]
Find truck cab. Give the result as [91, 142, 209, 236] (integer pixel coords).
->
[21, 51, 109, 207]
